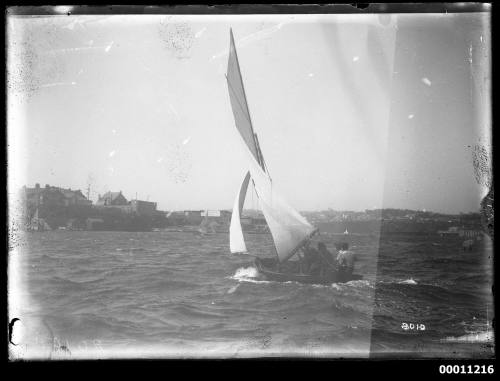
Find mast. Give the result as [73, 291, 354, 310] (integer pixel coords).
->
[253, 133, 270, 179]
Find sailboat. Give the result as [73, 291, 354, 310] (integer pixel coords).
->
[197, 210, 218, 236]
[226, 29, 361, 284]
[28, 207, 51, 231]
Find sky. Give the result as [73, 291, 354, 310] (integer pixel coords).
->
[7, 12, 491, 213]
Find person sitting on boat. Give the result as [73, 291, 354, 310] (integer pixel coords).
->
[316, 242, 332, 261]
[336, 245, 355, 275]
[300, 242, 319, 274]
[317, 242, 337, 276]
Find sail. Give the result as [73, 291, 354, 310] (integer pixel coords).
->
[244, 147, 317, 262]
[226, 29, 261, 166]
[198, 212, 209, 234]
[229, 171, 251, 253]
[227, 28, 317, 262]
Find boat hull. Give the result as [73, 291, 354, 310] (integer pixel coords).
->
[254, 257, 362, 285]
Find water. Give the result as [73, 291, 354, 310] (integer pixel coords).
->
[8, 230, 494, 359]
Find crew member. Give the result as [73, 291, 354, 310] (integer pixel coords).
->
[302, 242, 320, 275]
[336, 243, 355, 275]
[317, 242, 337, 277]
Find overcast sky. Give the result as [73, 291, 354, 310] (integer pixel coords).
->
[7, 12, 490, 213]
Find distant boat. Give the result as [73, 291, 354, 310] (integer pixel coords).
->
[28, 208, 51, 232]
[197, 211, 218, 236]
[226, 29, 361, 284]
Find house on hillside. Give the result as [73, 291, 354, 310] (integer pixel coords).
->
[96, 191, 128, 206]
[60, 188, 92, 206]
[95, 192, 158, 217]
[22, 183, 92, 229]
[23, 183, 66, 210]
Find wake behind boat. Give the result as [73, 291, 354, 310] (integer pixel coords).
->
[225, 29, 362, 284]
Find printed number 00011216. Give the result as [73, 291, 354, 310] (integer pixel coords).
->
[439, 365, 494, 374]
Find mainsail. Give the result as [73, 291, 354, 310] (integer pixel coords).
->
[226, 27, 262, 253]
[229, 171, 251, 253]
[225, 28, 263, 168]
[226, 28, 317, 262]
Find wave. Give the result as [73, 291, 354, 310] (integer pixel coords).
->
[115, 247, 148, 253]
[227, 285, 239, 294]
[397, 278, 418, 285]
[149, 279, 200, 290]
[376, 281, 477, 307]
[40, 254, 60, 261]
[230, 267, 272, 284]
[346, 279, 373, 288]
[377, 277, 419, 286]
[441, 330, 494, 343]
[51, 276, 106, 287]
[310, 279, 373, 291]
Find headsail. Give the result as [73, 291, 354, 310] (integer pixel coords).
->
[229, 171, 251, 253]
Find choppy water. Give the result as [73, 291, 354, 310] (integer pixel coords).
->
[8, 230, 494, 359]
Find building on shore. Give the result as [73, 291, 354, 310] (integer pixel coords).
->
[438, 226, 461, 236]
[20, 185, 163, 231]
[438, 226, 483, 238]
[24, 184, 64, 211]
[60, 188, 92, 207]
[131, 200, 157, 217]
[23, 183, 92, 208]
[22, 183, 93, 225]
[184, 210, 204, 225]
[164, 209, 233, 228]
[95, 191, 158, 217]
[96, 191, 128, 207]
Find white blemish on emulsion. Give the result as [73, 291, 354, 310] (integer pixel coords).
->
[182, 137, 191, 145]
[352, 56, 359, 62]
[40, 82, 77, 88]
[168, 104, 180, 120]
[105, 41, 114, 53]
[54, 6, 73, 14]
[422, 77, 432, 86]
[109, 150, 116, 157]
[195, 27, 207, 38]
[408, 114, 414, 119]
